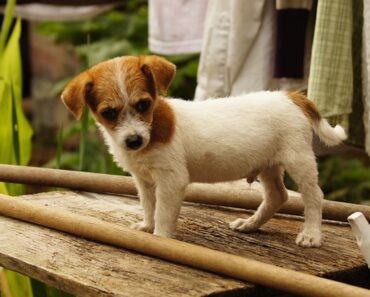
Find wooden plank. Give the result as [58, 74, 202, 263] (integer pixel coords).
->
[0, 191, 367, 296]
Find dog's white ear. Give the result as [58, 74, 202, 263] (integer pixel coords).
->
[61, 71, 93, 120]
[140, 55, 176, 95]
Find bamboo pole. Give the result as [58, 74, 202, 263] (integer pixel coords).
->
[186, 182, 370, 221]
[0, 195, 368, 297]
[0, 164, 137, 195]
[0, 164, 369, 221]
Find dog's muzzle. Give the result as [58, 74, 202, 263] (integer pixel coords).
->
[125, 134, 143, 150]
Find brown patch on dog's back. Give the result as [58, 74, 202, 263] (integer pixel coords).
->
[149, 98, 175, 146]
[287, 91, 321, 124]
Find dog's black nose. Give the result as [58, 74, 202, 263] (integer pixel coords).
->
[125, 134, 143, 150]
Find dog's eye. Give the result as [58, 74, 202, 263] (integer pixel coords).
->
[101, 108, 118, 121]
[135, 100, 151, 113]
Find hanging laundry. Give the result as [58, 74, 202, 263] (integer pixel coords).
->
[194, 0, 276, 100]
[308, 0, 365, 149]
[0, 3, 117, 21]
[308, 1, 353, 127]
[148, 0, 208, 55]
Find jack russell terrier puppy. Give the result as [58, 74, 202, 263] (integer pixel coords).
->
[62, 55, 346, 248]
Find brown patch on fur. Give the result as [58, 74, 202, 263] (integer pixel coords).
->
[85, 57, 157, 128]
[61, 56, 176, 136]
[140, 64, 157, 97]
[61, 72, 92, 119]
[121, 57, 155, 102]
[287, 91, 321, 124]
[140, 55, 176, 95]
[149, 98, 175, 146]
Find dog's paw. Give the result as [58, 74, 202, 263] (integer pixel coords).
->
[229, 218, 259, 233]
[131, 222, 154, 233]
[153, 229, 174, 238]
[296, 229, 322, 248]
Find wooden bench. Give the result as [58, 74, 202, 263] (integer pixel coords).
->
[0, 191, 368, 296]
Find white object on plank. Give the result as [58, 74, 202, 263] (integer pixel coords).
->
[348, 212, 370, 269]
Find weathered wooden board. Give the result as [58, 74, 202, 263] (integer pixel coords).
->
[0, 191, 368, 297]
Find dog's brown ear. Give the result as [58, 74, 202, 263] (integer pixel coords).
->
[140, 55, 176, 95]
[61, 71, 93, 120]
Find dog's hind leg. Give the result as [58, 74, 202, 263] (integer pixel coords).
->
[230, 165, 288, 232]
[284, 153, 323, 247]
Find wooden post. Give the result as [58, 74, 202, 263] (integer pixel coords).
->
[0, 194, 368, 297]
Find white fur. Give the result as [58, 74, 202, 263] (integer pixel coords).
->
[99, 90, 346, 247]
[312, 120, 347, 146]
[114, 57, 129, 100]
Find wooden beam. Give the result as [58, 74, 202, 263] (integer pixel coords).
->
[0, 194, 368, 297]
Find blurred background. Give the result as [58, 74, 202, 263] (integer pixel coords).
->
[0, 0, 369, 296]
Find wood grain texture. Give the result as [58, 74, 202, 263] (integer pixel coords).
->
[0, 191, 368, 297]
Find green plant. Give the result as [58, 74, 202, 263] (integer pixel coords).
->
[0, 1, 33, 196]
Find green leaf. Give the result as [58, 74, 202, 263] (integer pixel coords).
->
[0, 81, 15, 164]
[0, 19, 33, 195]
[3, 270, 34, 297]
[79, 107, 89, 171]
[0, 182, 8, 194]
[0, 0, 16, 54]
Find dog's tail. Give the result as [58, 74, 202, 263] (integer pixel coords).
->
[312, 119, 347, 146]
[287, 91, 347, 146]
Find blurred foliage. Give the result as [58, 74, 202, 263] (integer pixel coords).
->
[44, 115, 126, 175]
[285, 157, 370, 204]
[37, 1, 199, 100]
[318, 157, 370, 203]
[37, 0, 198, 174]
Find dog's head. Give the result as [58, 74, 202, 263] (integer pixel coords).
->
[61, 55, 176, 151]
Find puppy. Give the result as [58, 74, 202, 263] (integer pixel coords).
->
[61, 55, 346, 247]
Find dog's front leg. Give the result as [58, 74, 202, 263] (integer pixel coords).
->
[131, 176, 155, 233]
[153, 173, 188, 237]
